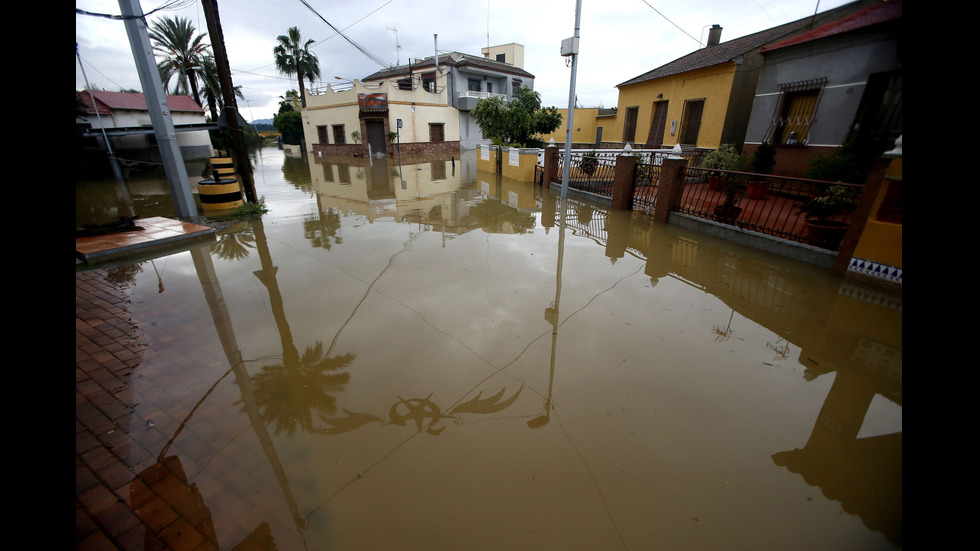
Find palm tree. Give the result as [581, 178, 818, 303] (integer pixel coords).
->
[200, 56, 243, 123]
[149, 16, 211, 107]
[273, 27, 320, 108]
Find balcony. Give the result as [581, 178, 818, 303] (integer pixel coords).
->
[457, 90, 509, 111]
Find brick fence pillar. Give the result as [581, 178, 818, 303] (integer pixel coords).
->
[611, 154, 638, 210]
[542, 145, 560, 185]
[653, 157, 688, 223]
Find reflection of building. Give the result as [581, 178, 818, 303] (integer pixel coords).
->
[362, 43, 535, 150]
[76, 90, 214, 162]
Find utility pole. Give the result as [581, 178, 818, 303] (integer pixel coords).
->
[559, 0, 583, 199]
[118, 0, 197, 218]
[201, 0, 257, 204]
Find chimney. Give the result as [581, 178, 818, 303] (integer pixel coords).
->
[707, 24, 722, 47]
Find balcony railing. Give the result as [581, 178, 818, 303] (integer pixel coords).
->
[457, 91, 509, 101]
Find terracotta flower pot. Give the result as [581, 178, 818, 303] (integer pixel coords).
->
[804, 220, 848, 249]
[713, 205, 742, 223]
[747, 182, 768, 200]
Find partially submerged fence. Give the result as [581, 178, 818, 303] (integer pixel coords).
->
[539, 145, 870, 264]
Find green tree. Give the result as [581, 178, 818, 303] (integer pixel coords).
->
[199, 56, 244, 123]
[149, 16, 211, 106]
[274, 109, 303, 145]
[471, 87, 563, 148]
[273, 27, 320, 108]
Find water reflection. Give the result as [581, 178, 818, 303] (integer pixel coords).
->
[86, 146, 901, 550]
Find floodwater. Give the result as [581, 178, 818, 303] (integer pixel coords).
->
[77, 146, 902, 550]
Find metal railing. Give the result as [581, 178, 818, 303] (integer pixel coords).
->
[679, 167, 862, 249]
[457, 91, 509, 101]
[556, 151, 617, 197]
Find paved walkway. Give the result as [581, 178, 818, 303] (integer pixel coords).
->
[76, 269, 216, 551]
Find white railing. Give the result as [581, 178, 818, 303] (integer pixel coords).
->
[457, 91, 509, 101]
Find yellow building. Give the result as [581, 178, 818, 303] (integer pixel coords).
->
[594, 0, 878, 151]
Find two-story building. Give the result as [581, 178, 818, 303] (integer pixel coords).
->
[360, 43, 536, 150]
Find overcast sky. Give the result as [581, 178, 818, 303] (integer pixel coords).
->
[76, 0, 855, 123]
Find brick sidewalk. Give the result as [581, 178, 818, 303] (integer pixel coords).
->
[76, 269, 215, 551]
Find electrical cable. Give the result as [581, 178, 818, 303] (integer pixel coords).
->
[296, 0, 393, 68]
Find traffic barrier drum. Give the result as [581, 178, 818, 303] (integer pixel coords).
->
[198, 175, 244, 212]
[210, 156, 237, 179]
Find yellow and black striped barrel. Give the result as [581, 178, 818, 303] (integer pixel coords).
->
[198, 176, 244, 212]
[199, 156, 244, 212]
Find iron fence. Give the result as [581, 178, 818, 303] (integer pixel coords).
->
[679, 166, 862, 250]
[556, 151, 617, 197]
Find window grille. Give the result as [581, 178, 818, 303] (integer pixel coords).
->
[765, 78, 828, 145]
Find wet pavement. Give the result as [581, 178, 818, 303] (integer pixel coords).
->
[76, 146, 901, 550]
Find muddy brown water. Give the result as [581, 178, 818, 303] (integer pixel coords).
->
[77, 146, 901, 550]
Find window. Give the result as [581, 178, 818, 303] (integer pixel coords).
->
[332, 125, 346, 145]
[623, 106, 639, 143]
[496, 53, 506, 63]
[766, 78, 827, 145]
[679, 98, 705, 146]
[512, 79, 522, 92]
[317, 125, 329, 144]
[487, 82, 493, 94]
[645, 101, 669, 148]
[429, 123, 445, 143]
[468, 78, 482, 92]
[422, 72, 437, 92]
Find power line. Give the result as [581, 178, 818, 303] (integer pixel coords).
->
[76, 0, 196, 21]
[638, 0, 703, 47]
[296, 0, 393, 68]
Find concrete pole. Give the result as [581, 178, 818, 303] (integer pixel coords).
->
[118, 0, 198, 218]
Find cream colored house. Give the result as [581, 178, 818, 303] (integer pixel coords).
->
[302, 78, 460, 159]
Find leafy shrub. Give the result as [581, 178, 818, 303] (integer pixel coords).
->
[580, 150, 599, 177]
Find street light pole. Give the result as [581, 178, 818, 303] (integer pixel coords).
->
[560, 0, 583, 199]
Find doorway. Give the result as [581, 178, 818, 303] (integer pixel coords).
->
[366, 120, 386, 156]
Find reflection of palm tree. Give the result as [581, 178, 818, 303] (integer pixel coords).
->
[471, 197, 536, 234]
[251, 343, 354, 435]
[210, 227, 255, 260]
[303, 207, 342, 250]
[246, 217, 356, 435]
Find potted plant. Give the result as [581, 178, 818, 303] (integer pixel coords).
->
[580, 150, 599, 178]
[700, 144, 741, 191]
[747, 141, 777, 200]
[713, 156, 751, 223]
[797, 185, 859, 247]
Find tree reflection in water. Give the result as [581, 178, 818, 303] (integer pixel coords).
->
[250, 342, 355, 436]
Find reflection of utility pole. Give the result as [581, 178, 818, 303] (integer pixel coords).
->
[530, 196, 567, 429]
[189, 245, 308, 535]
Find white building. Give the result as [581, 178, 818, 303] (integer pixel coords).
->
[76, 90, 214, 162]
